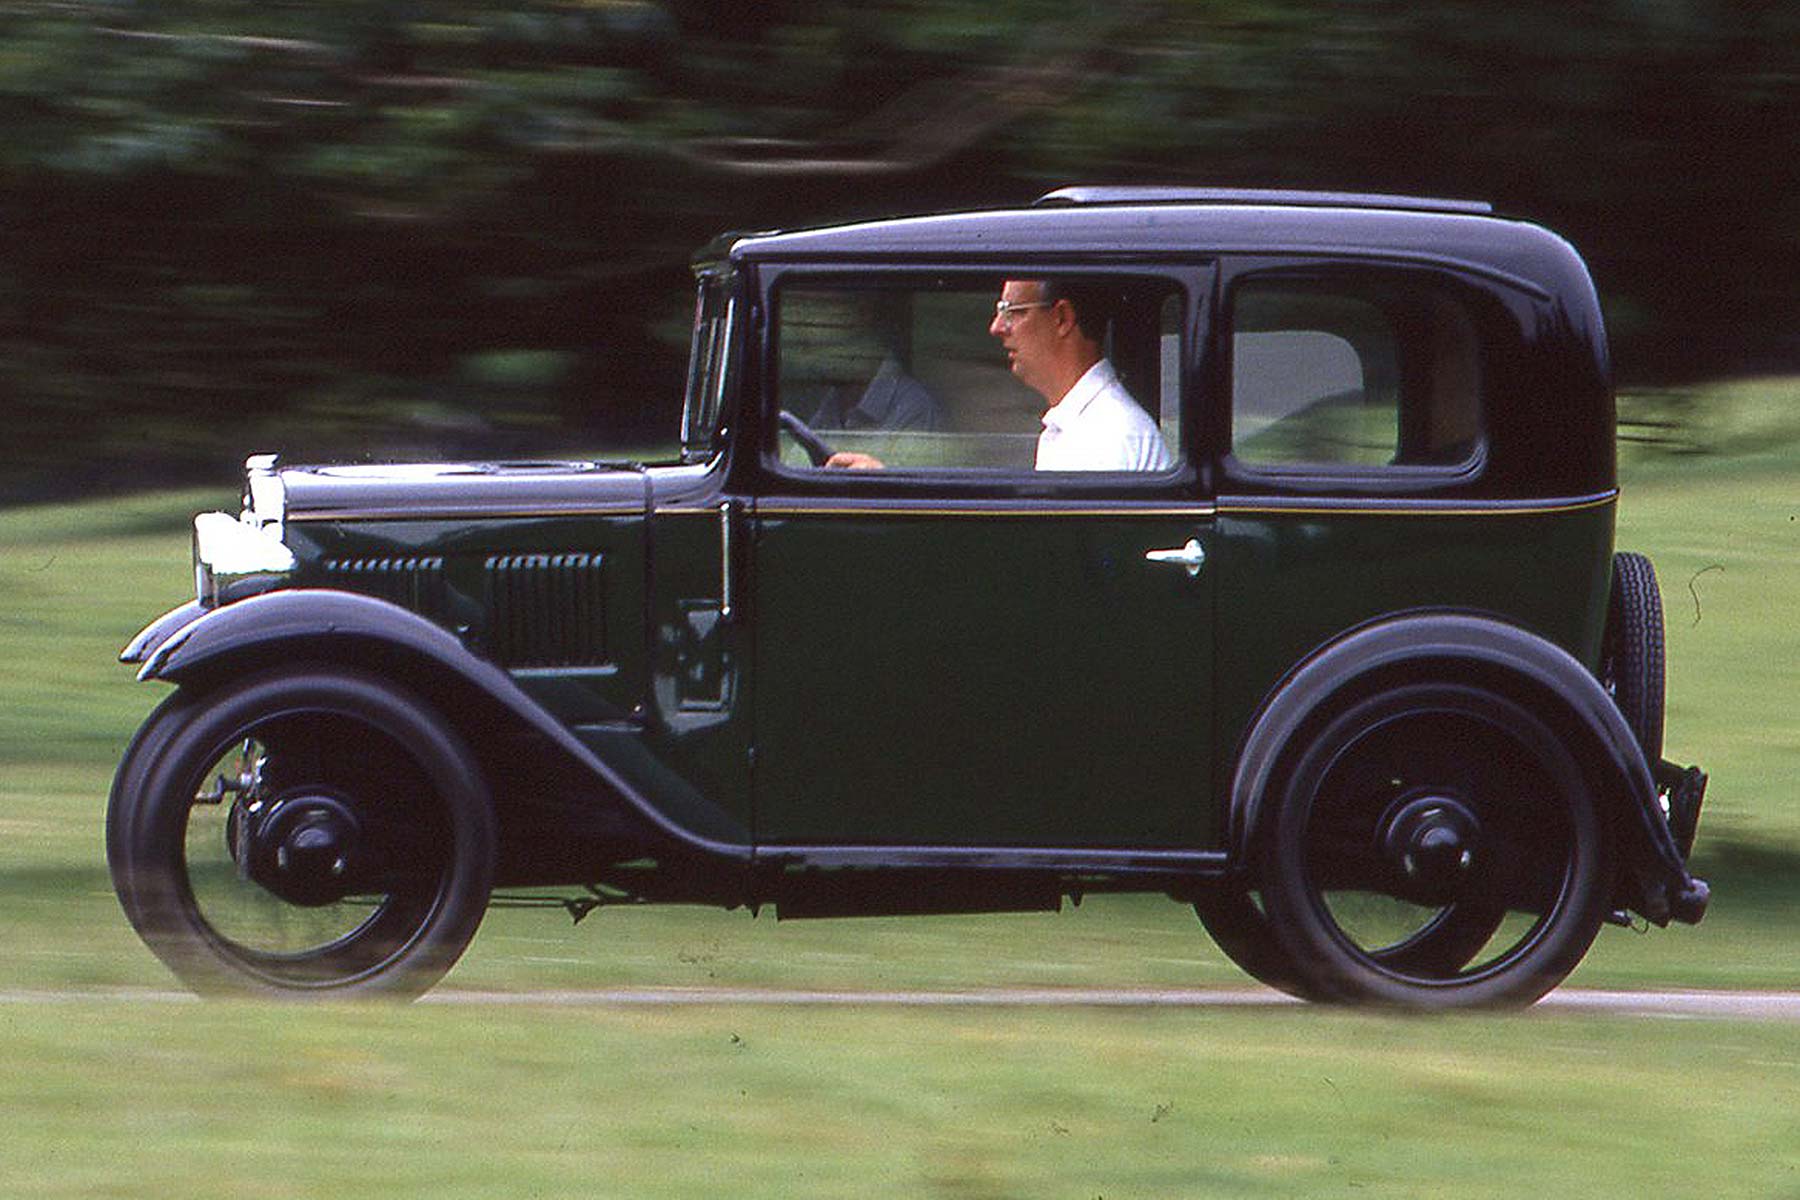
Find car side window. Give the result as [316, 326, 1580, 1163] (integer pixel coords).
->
[1229, 277, 1481, 470]
[772, 277, 1185, 475]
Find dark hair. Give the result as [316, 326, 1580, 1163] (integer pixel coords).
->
[1039, 278, 1114, 344]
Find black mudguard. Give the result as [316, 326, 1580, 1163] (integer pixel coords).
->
[123, 590, 753, 860]
[1228, 611, 1708, 926]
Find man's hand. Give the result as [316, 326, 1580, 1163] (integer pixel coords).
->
[825, 451, 885, 469]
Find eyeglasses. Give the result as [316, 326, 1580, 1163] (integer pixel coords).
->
[993, 298, 1054, 325]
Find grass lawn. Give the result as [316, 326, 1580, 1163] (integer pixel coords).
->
[4, 998, 1798, 1199]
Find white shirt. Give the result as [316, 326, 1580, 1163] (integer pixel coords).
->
[1035, 360, 1175, 471]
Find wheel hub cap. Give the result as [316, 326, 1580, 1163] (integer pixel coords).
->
[236, 792, 363, 907]
[1380, 794, 1481, 896]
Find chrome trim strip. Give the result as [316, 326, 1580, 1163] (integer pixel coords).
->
[287, 491, 1616, 523]
[1216, 489, 1618, 518]
[754, 504, 1220, 518]
[288, 504, 644, 522]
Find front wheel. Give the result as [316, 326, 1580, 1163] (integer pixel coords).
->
[108, 666, 496, 998]
[1255, 684, 1612, 1009]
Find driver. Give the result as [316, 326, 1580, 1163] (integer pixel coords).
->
[826, 278, 1172, 471]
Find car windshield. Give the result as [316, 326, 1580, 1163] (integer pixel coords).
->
[680, 272, 736, 463]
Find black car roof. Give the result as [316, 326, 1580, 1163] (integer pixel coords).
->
[722, 190, 1589, 300]
[714, 187, 1615, 500]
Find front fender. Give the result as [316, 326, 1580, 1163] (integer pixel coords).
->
[1228, 611, 1707, 926]
[136, 590, 478, 686]
[121, 600, 207, 666]
[128, 589, 752, 859]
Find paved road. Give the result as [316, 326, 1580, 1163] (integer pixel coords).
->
[9, 986, 1796, 1019]
[424, 986, 1800, 1020]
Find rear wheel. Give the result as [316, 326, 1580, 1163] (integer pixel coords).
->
[1197, 883, 1503, 998]
[109, 667, 496, 998]
[1194, 887, 1316, 999]
[1256, 684, 1611, 1009]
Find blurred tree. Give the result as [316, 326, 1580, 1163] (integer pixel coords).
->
[0, 0, 1794, 499]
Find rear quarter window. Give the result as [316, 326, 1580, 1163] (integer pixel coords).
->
[1229, 275, 1482, 473]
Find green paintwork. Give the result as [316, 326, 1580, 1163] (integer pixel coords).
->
[286, 515, 647, 719]
[1209, 499, 1617, 838]
[276, 492, 1615, 858]
[750, 508, 1215, 847]
[270, 488, 1615, 860]
[641, 508, 753, 836]
[281, 505, 760, 843]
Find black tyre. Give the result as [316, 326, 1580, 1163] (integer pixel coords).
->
[107, 688, 199, 918]
[1256, 684, 1612, 1009]
[109, 666, 496, 998]
[1194, 887, 1317, 1000]
[1601, 551, 1665, 763]
[1196, 885, 1502, 998]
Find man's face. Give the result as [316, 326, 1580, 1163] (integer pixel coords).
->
[989, 280, 1057, 398]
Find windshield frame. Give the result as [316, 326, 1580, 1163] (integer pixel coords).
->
[680, 269, 739, 464]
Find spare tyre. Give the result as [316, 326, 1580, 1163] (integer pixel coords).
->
[1601, 551, 1665, 763]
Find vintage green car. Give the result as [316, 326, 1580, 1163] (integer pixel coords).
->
[108, 187, 1708, 1008]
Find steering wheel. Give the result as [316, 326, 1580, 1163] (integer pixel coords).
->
[778, 409, 836, 467]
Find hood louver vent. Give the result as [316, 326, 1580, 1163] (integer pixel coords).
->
[484, 553, 608, 668]
[322, 556, 447, 616]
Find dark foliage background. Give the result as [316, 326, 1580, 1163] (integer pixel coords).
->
[2, 0, 1795, 500]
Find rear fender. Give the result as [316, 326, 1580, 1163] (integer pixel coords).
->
[129, 589, 752, 860]
[1228, 612, 1707, 926]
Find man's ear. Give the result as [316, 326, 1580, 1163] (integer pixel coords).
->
[1050, 299, 1078, 338]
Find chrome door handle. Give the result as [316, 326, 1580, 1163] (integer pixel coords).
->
[1145, 538, 1207, 577]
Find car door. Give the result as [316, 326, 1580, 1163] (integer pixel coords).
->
[749, 266, 1217, 849]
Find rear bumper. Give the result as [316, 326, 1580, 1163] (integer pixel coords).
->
[1653, 759, 1709, 924]
[1655, 760, 1707, 861]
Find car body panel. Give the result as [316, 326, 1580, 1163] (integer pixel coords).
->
[751, 501, 1216, 846]
[1211, 495, 1618, 801]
